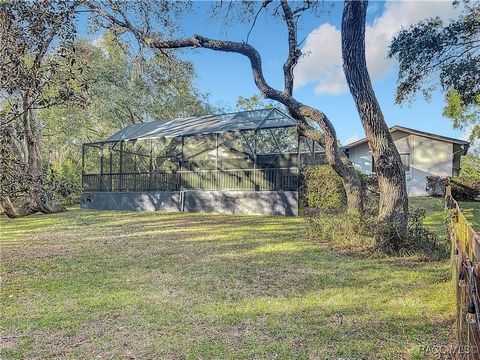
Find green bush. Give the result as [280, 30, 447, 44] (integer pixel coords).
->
[299, 165, 347, 214]
[460, 154, 480, 178]
[402, 207, 449, 259]
[49, 158, 82, 205]
[426, 175, 449, 197]
[450, 176, 480, 201]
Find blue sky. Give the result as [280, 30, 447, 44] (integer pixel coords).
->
[81, 1, 467, 145]
[174, 1, 466, 145]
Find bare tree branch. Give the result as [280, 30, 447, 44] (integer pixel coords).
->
[86, 1, 364, 213]
[246, 0, 272, 44]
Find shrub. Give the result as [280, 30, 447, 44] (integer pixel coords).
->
[402, 207, 449, 259]
[49, 158, 82, 205]
[426, 175, 449, 197]
[299, 165, 347, 214]
[460, 154, 480, 178]
[450, 176, 480, 201]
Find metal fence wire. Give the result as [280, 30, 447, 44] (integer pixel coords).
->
[446, 186, 480, 359]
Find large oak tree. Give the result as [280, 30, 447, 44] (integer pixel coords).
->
[342, 0, 408, 248]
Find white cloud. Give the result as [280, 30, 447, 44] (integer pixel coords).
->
[294, 0, 462, 95]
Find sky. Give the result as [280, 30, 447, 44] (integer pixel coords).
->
[82, 0, 467, 145]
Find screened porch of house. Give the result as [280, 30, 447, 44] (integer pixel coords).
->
[81, 108, 325, 192]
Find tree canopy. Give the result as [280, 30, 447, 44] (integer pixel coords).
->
[0, 1, 213, 215]
[389, 1, 480, 140]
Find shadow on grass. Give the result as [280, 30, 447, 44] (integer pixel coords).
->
[0, 208, 455, 359]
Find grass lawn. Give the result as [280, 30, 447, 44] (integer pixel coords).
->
[410, 197, 480, 233]
[1, 206, 456, 359]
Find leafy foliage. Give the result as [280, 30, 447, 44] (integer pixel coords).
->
[389, 1, 480, 139]
[443, 89, 480, 141]
[236, 94, 274, 111]
[426, 173, 480, 200]
[0, 126, 30, 199]
[400, 207, 448, 259]
[300, 165, 347, 214]
[0, 1, 85, 124]
[460, 154, 480, 177]
[39, 33, 214, 202]
[426, 175, 450, 197]
[450, 176, 480, 201]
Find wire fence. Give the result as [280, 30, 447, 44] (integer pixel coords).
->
[446, 185, 480, 359]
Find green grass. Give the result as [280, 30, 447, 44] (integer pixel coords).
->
[0, 207, 457, 359]
[410, 197, 480, 232]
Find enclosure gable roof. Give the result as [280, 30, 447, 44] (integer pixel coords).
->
[104, 108, 296, 142]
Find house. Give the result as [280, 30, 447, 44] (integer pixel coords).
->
[344, 125, 470, 196]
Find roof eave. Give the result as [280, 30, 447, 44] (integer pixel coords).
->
[345, 126, 470, 149]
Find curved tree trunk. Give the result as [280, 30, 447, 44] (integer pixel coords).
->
[20, 106, 66, 216]
[0, 196, 19, 218]
[86, 3, 365, 216]
[278, 0, 363, 215]
[295, 109, 364, 215]
[341, 0, 408, 249]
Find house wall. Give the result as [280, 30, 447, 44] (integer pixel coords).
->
[348, 131, 453, 196]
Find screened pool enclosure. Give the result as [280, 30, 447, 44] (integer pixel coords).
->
[82, 108, 324, 194]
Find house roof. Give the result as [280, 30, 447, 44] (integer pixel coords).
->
[104, 108, 296, 142]
[344, 125, 470, 150]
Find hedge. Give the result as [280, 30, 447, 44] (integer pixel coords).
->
[299, 165, 347, 214]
